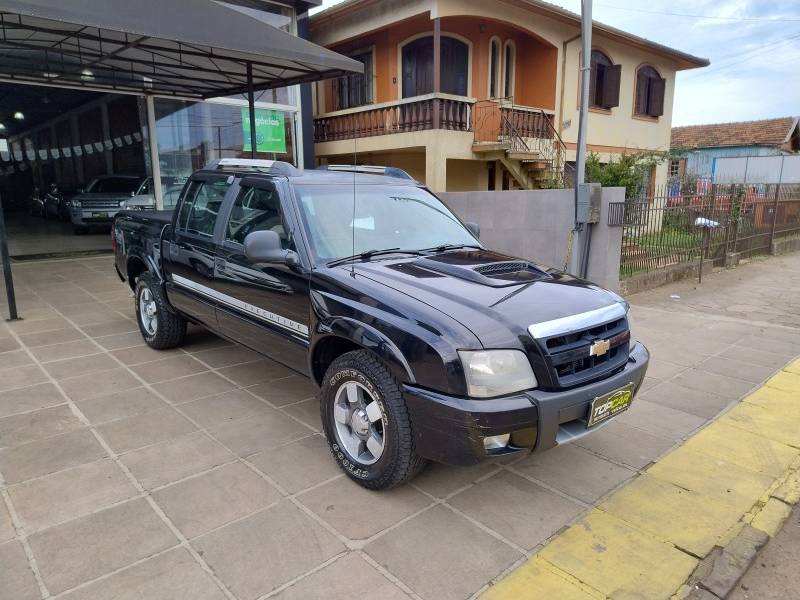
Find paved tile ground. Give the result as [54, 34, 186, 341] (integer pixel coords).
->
[4, 213, 109, 258]
[0, 252, 798, 600]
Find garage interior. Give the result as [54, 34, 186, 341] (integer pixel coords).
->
[1, 84, 146, 258]
[0, 0, 361, 261]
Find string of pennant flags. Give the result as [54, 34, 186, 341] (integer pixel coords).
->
[0, 131, 143, 175]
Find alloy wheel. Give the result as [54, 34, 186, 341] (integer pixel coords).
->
[332, 380, 386, 465]
[138, 287, 158, 336]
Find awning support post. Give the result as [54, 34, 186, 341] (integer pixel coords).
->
[247, 62, 257, 159]
[0, 194, 20, 321]
[145, 95, 164, 210]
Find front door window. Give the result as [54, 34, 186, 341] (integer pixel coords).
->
[225, 184, 292, 249]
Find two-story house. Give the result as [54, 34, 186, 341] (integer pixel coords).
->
[309, 0, 708, 192]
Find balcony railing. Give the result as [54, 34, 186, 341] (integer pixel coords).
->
[473, 100, 556, 145]
[313, 93, 474, 143]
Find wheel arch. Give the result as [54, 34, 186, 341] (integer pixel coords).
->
[126, 254, 161, 291]
[310, 319, 416, 387]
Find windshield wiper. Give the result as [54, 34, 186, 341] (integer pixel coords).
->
[326, 248, 423, 267]
[419, 243, 483, 253]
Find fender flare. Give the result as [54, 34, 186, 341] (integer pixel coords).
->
[126, 253, 162, 284]
[313, 317, 416, 385]
[127, 251, 178, 314]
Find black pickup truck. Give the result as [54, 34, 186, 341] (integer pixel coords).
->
[114, 159, 649, 489]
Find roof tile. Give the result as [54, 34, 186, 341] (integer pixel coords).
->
[671, 117, 798, 149]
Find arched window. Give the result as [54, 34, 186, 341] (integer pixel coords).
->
[588, 50, 620, 109]
[401, 35, 469, 98]
[488, 37, 501, 98]
[503, 40, 516, 98]
[635, 65, 666, 118]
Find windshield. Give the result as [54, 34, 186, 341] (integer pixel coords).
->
[86, 177, 142, 194]
[295, 184, 480, 263]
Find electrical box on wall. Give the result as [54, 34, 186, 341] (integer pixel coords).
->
[576, 182, 601, 224]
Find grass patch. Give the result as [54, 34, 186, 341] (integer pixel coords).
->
[636, 226, 702, 252]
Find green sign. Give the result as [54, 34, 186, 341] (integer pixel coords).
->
[242, 108, 286, 153]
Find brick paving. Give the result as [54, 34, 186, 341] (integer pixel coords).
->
[0, 252, 798, 600]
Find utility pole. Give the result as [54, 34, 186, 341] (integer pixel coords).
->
[569, 0, 592, 276]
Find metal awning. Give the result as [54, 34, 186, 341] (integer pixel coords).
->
[0, 0, 363, 99]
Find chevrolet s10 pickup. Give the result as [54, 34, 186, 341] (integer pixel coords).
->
[114, 159, 648, 489]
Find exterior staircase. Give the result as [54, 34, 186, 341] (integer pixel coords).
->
[471, 100, 571, 190]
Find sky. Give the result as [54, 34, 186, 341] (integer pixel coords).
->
[310, 0, 800, 126]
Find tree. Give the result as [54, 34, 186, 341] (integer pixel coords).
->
[584, 151, 669, 198]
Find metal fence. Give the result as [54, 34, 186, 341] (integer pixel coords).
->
[611, 183, 800, 278]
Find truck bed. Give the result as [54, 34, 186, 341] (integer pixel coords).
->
[117, 209, 174, 225]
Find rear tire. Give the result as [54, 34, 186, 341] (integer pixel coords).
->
[320, 350, 427, 489]
[134, 272, 187, 349]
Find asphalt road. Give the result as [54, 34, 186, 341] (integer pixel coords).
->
[729, 504, 800, 600]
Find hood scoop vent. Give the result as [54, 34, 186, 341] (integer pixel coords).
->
[415, 256, 550, 287]
[474, 261, 529, 276]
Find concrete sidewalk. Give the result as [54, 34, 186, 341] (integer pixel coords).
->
[484, 361, 800, 599]
[1, 252, 799, 600]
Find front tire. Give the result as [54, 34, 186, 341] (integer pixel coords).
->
[134, 272, 187, 349]
[321, 350, 427, 489]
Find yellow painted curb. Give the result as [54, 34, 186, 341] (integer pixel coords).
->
[482, 557, 603, 600]
[482, 358, 800, 600]
[773, 471, 800, 505]
[751, 498, 793, 537]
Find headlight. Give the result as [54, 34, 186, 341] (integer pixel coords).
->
[119, 200, 127, 207]
[627, 322, 639, 350]
[458, 349, 537, 398]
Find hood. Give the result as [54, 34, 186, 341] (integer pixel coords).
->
[123, 194, 156, 208]
[76, 192, 132, 200]
[350, 249, 623, 348]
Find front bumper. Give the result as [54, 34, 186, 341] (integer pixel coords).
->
[71, 208, 120, 226]
[403, 342, 649, 466]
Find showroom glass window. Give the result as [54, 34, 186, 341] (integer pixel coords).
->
[146, 0, 300, 184]
[151, 100, 296, 183]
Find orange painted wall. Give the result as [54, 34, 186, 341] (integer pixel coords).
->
[322, 15, 557, 111]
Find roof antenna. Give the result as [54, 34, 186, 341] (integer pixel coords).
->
[351, 137, 357, 277]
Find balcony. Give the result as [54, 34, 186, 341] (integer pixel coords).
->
[473, 100, 556, 148]
[313, 93, 474, 143]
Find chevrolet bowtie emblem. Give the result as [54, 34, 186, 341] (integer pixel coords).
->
[589, 338, 611, 357]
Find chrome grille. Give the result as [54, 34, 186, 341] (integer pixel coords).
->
[537, 315, 630, 388]
[82, 200, 122, 210]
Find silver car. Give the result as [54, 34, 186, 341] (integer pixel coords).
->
[120, 177, 183, 211]
[70, 175, 145, 234]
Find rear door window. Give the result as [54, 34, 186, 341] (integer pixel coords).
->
[176, 178, 231, 237]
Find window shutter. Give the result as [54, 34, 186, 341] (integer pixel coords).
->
[589, 62, 600, 106]
[648, 77, 666, 117]
[635, 72, 648, 115]
[602, 63, 621, 108]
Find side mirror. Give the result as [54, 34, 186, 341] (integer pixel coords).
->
[465, 221, 480, 239]
[244, 230, 298, 266]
